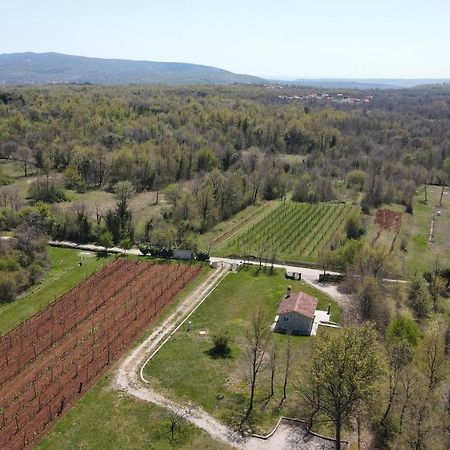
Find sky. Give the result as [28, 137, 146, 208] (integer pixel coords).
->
[2, 0, 450, 79]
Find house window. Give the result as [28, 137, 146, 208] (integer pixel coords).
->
[283, 316, 290, 322]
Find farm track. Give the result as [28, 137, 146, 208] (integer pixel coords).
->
[0, 260, 201, 449]
[114, 261, 353, 449]
[114, 263, 242, 447]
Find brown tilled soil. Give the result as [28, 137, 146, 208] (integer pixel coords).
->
[0, 259, 201, 449]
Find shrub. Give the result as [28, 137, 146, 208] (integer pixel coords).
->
[98, 231, 113, 249]
[28, 262, 45, 285]
[208, 330, 232, 358]
[345, 213, 364, 240]
[28, 179, 69, 203]
[346, 169, 367, 191]
[408, 275, 432, 319]
[387, 315, 420, 346]
[119, 237, 133, 250]
[148, 246, 174, 259]
[196, 251, 210, 262]
[0, 274, 17, 303]
[139, 245, 150, 256]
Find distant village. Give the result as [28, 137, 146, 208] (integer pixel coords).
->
[277, 92, 374, 104]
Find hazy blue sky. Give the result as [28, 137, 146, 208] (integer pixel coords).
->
[2, 0, 450, 78]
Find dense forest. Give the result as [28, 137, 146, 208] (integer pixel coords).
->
[1, 84, 449, 249]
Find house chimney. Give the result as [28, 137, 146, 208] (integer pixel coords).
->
[286, 286, 292, 298]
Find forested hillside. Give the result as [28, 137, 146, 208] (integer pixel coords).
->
[0, 52, 264, 85]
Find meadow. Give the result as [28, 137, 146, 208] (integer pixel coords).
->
[37, 375, 230, 450]
[0, 160, 169, 238]
[145, 266, 340, 433]
[365, 185, 450, 276]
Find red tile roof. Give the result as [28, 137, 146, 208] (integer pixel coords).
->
[277, 292, 317, 319]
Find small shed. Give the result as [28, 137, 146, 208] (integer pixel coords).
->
[174, 249, 193, 260]
[274, 290, 318, 335]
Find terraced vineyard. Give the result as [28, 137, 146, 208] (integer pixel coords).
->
[215, 202, 358, 262]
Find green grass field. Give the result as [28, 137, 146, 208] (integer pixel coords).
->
[37, 375, 230, 450]
[0, 246, 111, 335]
[145, 266, 340, 432]
[0, 160, 37, 179]
[215, 201, 357, 263]
[404, 186, 450, 274]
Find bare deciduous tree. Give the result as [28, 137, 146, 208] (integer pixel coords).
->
[419, 321, 448, 391]
[241, 308, 271, 427]
[264, 342, 277, 405]
[279, 333, 292, 407]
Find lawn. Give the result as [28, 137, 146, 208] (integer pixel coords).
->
[144, 266, 341, 433]
[0, 246, 111, 334]
[37, 375, 230, 450]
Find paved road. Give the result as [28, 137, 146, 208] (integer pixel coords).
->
[48, 241, 405, 305]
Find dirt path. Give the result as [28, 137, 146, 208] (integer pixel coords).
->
[113, 260, 348, 449]
[113, 264, 246, 448]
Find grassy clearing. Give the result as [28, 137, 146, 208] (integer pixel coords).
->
[0, 160, 37, 198]
[0, 160, 33, 178]
[0, 247, 111, 335]
[365, 186, 450, 275]
[215, 201, 357, 263]
[145, 266, 341, 432]
[55, 189, 169, 238]
[1, 160, 168, 238]
[404, 186, 450, 273]
[37, 375, 230, 450]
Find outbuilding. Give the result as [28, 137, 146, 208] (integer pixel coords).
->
[273, 288, 318, 335]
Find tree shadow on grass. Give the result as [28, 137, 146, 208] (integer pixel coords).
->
[204, 347, 233, 359]
[205, 330, 233, 359]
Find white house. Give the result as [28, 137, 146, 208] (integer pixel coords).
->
[273, 289, 318, 336]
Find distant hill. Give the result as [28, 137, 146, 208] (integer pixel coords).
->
[2, 53, 449, 89]
[288, 78, 450, 90]
[0, 52, 265, 85]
